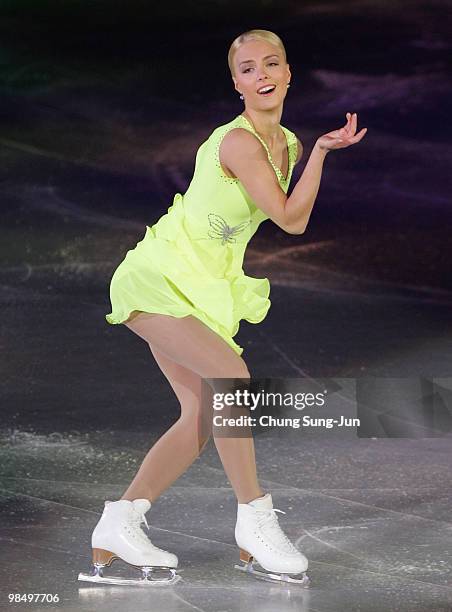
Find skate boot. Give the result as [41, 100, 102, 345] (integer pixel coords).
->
[234, 492, 310, 585]
[78, 498, 181, 586]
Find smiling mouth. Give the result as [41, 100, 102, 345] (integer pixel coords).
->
[257, 85, 276, 96]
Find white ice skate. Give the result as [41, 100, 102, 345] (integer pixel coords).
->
[234, 492, 310, 586]
[78, 498, 181, 586]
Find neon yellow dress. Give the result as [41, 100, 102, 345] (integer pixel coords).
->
[105, 113, 298, 356]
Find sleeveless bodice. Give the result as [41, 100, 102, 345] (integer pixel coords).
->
[148, 114, 298, 279]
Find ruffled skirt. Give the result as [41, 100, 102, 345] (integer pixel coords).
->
[106, 226, 271, 356]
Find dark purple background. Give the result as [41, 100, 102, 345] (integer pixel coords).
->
[1, 0, 451, 293]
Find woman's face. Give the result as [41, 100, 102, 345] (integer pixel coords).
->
[232, 40, 291, 110]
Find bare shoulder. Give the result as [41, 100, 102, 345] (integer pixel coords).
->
[219, 127, 269, 178]
[220, 127, 268, 158]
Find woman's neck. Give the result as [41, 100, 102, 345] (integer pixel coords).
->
[241, 109, 283, 147]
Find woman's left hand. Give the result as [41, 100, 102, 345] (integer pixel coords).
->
[316, 112, 368, 152]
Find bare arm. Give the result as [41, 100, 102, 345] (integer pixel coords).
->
[221, 128, 321, 234]
[220, 113, 367, 235]
[284, 142, 329, 233]
[219, 128, 301, 234]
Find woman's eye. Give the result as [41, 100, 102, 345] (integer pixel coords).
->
[243, 63, 278, 73]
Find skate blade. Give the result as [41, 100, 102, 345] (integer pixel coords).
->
[78, 569, 181, 587]
[234, 561, 310, 586]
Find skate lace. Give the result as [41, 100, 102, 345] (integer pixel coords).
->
[128, 509, 158, 548]
[255, 507, 299, 554]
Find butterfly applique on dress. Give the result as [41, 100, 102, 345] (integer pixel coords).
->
[207, 213, 252, 245]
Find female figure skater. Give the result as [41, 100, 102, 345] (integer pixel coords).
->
[78, 29, 367, 587]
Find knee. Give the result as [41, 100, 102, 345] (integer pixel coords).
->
[204, 360, 250, 389]
[204, 372, 251, 397]
[204, 353, 250, 383]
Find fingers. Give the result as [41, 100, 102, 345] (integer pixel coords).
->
[334, 113, 368, 148]
[357, 127, 368, 139]
[346, 112, 357, 126]
[349, 127, 368, 143]
[345, 112, 367, 141]
[344, 112, 352, 133]
[343, 113, 351, 137]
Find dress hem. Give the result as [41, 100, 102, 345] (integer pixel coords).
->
[105, 310, 245, 356]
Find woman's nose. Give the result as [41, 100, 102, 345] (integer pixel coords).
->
[256, 68, 270, 80]
[257, 68, 268, 81]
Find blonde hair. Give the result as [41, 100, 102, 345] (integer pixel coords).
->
[228, 29, 287, 78]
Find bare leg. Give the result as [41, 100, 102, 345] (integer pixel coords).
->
[120, 344, 211, 502]
[119, 312, 264, 504]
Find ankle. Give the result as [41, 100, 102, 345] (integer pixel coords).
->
[238, 491, 266, 504]
[118, 497, 153, 504]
